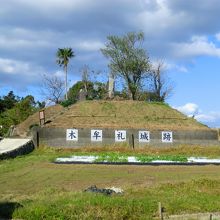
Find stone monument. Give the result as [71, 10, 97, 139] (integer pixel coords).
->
[78, 89, 86, 101]
[108, 72, 115, 99]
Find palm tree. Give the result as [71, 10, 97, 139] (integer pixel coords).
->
[56, 47, 75, 100]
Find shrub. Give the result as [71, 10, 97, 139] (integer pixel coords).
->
[60, 100, 75, 107]
[29, 123, 39, 130]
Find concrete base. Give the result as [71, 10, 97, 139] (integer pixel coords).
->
[0, 138, 35, 159]
[33, 127, 220, 148]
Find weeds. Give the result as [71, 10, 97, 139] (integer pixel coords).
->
[94, 152, 128, 163]
[135, 155, 188, 163]
[61, 152, 188, 163]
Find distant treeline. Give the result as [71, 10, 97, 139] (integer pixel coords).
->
[0, 91, 44, 136]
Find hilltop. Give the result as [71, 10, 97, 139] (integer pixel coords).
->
[15, 100, 209, 137]
[46, 100, 208, 130]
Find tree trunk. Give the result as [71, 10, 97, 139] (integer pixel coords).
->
[64, 66, 68, 100]
[128, 86, 136, 100]
[128, 89, 133, 100]
[131, 92, 136, 100]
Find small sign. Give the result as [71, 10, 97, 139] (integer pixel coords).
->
[39, 110, 45, 120]
[66, 129, 78, 141]
[91, 129, 102, 142]
[115, 130, 126, 142]
[162, 131, 173, 143]
[39, 110, 45, 126]
[139, 131, 150, 142]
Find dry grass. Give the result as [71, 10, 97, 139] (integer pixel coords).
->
[14, 100, 209, 138]
[45, 144, 220, 158]
[44, 100, 208, 130]
[14, 104, 64, 137]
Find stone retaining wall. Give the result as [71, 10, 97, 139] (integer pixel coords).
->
[33, 127, 220, 147]
[0, 139, 35, 160]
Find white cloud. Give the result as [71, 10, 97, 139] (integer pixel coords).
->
[174, 103, 220, 127]
[164, 62, 188, 73]
[0, 58, 31, 74]
[195, 112, 220, 123]
[195, 112, 220, 128]
[0, 28, 54, 50]
[150, 59, 189, 75]
[9, 0, 91, 12]
[2, 0, 220, 99]
[215, 33, 220, 41]
[175, 65, 188, 73]
[0, 57, 45, 90]
[0, 36, 51, 50]
[174, 103, 199, 116]
[53, 70, 64, 78]
[77, 40, 104, 52]
[195, 114, 216, 123]
[137, 0, 173, 36]
[172, 36, 220, 58]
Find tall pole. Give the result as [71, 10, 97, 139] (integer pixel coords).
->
[65, 65, 68, 100]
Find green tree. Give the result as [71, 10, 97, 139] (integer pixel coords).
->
[0, 98, 5, 113]
[56, 48, 75, 100]
[0, 95, 37, 136]
[0, 91, 19, 112]
[68, 81, 85, 103]
[68, 81, 107, 103]
[101, 32, 151, 100]
[93, 82, 107, 99]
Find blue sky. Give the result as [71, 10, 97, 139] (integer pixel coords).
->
[0, 0, 220, 127]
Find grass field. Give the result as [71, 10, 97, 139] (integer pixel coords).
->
[1, 145, 220, 219]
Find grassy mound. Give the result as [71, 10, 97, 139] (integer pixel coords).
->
[44, 100, 208, 130]
[14, 100, 209, 137]
[14, 104, 64, 137]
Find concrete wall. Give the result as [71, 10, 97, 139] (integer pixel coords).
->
[0, 139, 35, 160]
[34, 127, 220, 147]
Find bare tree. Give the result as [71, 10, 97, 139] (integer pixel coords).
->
[80, 65, 90, 94]
[149, 61, 173, 102]
[41, 74, 65, 104]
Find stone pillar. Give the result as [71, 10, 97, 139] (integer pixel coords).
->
[108, 73, 115, 99]
[78, 89, 86, 101]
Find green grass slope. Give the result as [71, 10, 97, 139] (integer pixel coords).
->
[44, 100, 208, 130]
